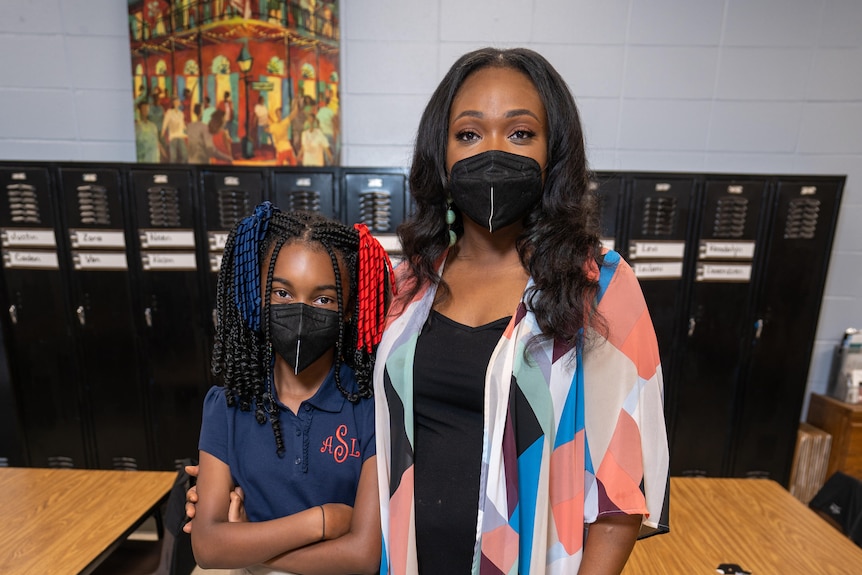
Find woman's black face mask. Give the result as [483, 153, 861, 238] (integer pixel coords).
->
[448, 150, 544, 232]
[269, 303, 340, 374]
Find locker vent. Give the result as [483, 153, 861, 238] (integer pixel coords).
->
[47, 455, 75, 468]
[6, 183, 41, 224]
[147, 186, 182, 227]
[217, 188, 252, 229]
[284, 189, 322, 212]
[359, 190, 391, 232]
[76, 185, 111, 225]
[641, 196, 677, 236]
[784, 198, 820, 240]
[112, 456, 139, 471]
[713, 197, 748, 238]
[0, 457, 7, 467]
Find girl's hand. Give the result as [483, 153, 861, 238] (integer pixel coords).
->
[322, 503, 353, 539]
[228, 486, 248, 523]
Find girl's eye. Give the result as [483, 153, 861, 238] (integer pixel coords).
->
[315, 295, 335, 306]
[273, 289, 291, 300]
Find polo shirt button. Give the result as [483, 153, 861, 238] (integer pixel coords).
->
[304, 405, 311, 411]
[295, 428, 301, 436]
[295, 457, 301, 465]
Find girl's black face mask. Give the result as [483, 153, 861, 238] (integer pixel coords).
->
[448, 150, 544, 232]
[269, 303, 340, 374]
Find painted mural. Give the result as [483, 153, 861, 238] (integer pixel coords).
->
[128, 1, 340, 166]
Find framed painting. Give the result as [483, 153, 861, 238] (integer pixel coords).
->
[128, 1, 340, 166]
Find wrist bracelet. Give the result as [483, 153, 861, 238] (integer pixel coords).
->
[319, 505, 326, 541]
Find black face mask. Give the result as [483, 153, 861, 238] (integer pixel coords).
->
[269, 303, 340, 374]
[449, 150, 544, 232]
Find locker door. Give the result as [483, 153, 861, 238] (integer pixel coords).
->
[130, 168, 210, 470]
[670, 179, 769, 477]
[0, 166, 85, 467]
[622, 176, 697, 432]
[199, 168, 266, 385]
[342, 169, 408, 258]
[592, 172, 624, 253]
[273, 168, 338, 218]
[59, 166, 150, 470]
[729, 177, 843, 484]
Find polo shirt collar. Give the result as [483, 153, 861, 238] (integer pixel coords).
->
[301, 363, 354, 413]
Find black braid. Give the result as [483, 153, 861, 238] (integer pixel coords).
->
[212, 208, 386, 456]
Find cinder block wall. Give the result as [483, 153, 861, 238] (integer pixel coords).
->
[1, 0, 861, 413]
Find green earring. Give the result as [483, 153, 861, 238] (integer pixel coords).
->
[446, 196, 457, 247]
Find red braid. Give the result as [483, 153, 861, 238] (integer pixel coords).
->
[353, 223, 396, 353]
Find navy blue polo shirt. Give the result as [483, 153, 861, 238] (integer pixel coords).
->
[198, 363, 375, 523]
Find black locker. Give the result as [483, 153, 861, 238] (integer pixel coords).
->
[592, 172, 624, 253]
[622, 175, 697, 423]
[130, 168, 210, 470]
[0, 166, 85, 467]
[342, 168, 408, 256]
[670, 178, 770, 477]
[0, 321, 22, 466]
[59, 166, 151, 470]
[199, 168, 267, 384]
[273, 168, 338, 218]
[728, 177, 843, 483]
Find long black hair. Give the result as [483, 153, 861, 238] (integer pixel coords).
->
[398, 46, 603, 348]
[213, 204, 392, 455]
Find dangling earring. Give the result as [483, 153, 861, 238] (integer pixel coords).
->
[446, 195, 457, 247]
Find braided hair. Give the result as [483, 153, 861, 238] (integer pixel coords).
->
[212, 202, 394, 455]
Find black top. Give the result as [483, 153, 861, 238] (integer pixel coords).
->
[413, 310, 510, 574]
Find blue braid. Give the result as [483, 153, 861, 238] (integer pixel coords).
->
[233, 201, 278, 332]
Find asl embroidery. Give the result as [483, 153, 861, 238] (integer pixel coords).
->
[320, 424, 361, 463]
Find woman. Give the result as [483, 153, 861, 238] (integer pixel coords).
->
[374, 47, 669, 574]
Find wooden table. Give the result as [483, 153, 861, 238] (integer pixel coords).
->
[0, 467, 178, 575]
[623, 477, 862, 574]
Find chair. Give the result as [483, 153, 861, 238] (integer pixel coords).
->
[808, 471, 862, 548]
[147, 460, 198, 575]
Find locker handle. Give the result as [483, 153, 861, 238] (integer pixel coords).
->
[144, 307, 153, 328]
[754, 319, 764, 340]
[688, 317, 696, 337]
[8, 305, 17, 325]
[76, 305, 86, 326]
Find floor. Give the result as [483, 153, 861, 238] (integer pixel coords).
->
[91, 517, 233, 575]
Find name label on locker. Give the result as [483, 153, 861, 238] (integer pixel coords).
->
[628, 241, 686, 259]
[696, 263, 752, 283]
[139, 229, 196, 249]
[208, 232, 229, 251]
[142, 252, 197, 271]
[70, 229, 126, 249]
[633, 261, 683, 279]
[699, 241, 756, 260]
[3, 249, 59, 269]
[375, 234, 401, 254]
[210, 253, 223, 272]
[1, 228, 56, 248]
[600, 237, 616, 252]
[73, 251, 128, 270]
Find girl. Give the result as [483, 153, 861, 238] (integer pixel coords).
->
[192, 203, 391, 575]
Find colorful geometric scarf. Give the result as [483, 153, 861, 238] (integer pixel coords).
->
[374, 250, 669, 574]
